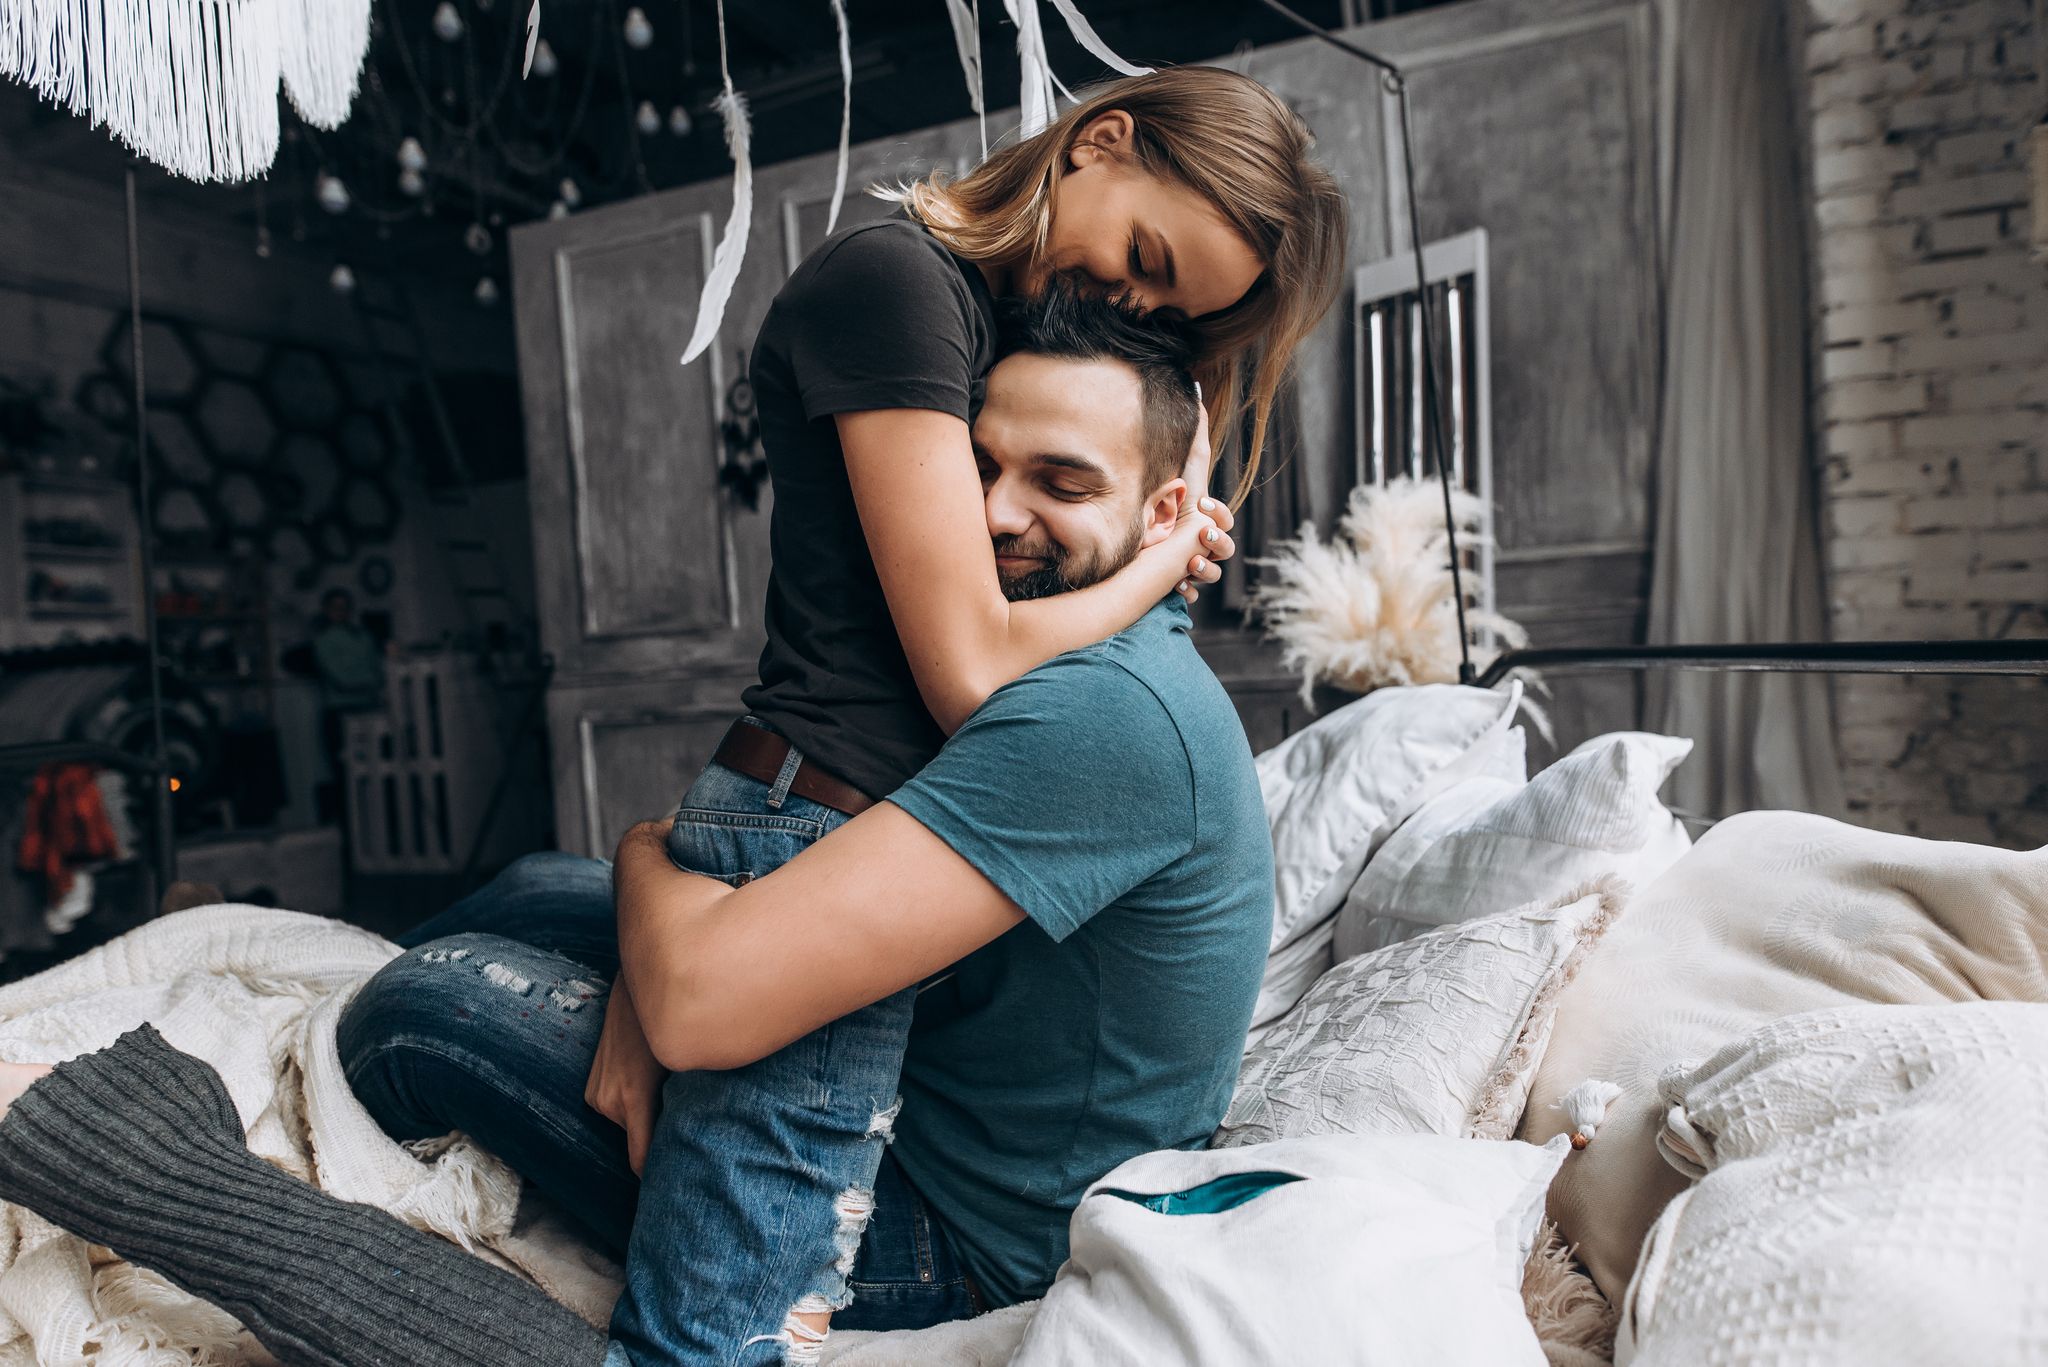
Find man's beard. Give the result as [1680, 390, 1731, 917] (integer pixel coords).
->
[995, 521, 1145, 602]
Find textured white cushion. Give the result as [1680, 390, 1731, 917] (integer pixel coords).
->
[1013, 1133, 1566, 1367]
[1521, 810, 2048, 1305]
[1250, 715, 1528, 1028]
[1335, 731, 1692, 961]
[1257, 682, 1523, 960]
[1216, 879, 1626, 1148]
[1619, 1004, 2048, 1366]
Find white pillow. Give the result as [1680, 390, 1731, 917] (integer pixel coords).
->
[1620, 1004, 2048, 1366]
[1216, 879, 1626, 1147]
[1334, 730, 1692, 961]
[1258, 681, 1523, 959]
[1012, 1133, 1566, 1367]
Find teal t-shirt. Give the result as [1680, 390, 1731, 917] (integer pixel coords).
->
[884, 598, 1275, 1306]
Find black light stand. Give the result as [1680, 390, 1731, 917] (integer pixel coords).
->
[1252, 0, 1476, 683]
[124, 166, 178, 892]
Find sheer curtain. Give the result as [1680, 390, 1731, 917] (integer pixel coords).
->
[1644, 0, 1847, 820]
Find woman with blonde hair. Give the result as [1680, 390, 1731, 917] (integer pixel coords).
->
[0, 65, 1347, 1367]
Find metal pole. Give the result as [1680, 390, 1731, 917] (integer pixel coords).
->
[125, 166, 177, 891]
[1250, 0, 1475, 683]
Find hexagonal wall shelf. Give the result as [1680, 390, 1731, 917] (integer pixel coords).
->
[276, 432, 343, 515]
[263, 346, 348, 429]
[153, 485, 221, 549]
[216, 470, 271, 532]
[337, 475, 399, 542]
[102, 316, 202, 407]
[193, 377, 278, 467]
[74, 373, 135, 431]
[337, 410, 394, 471]
[313, 516, 356, 564]
[149, 412, 214, 486]
[198, 331, 270, 379]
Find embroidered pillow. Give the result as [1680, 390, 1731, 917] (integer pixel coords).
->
[1217, 879, 1626, 1147]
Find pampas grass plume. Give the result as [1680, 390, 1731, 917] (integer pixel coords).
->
[1250, 478, 1532, 705]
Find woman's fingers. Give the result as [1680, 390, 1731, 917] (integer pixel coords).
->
[1197, 525, 1237, 565]
[1198, 496, 1236, 535]
[1186, 554, 1221, 586]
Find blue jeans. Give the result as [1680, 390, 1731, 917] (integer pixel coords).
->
[338, 748, 974, 1365]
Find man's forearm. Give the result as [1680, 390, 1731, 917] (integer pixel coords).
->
[611, 820, 738, 1070]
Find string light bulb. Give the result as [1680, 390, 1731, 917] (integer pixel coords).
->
[558, 177, 582, 207]
[623, 7, 654, 49]
[329, 264, 356, 294]
[475, 277, 500, 305]
[315, 172, 351, 214]
[636, 100, 660, 135]
[396, 136, 427, 172]
[668, 104, 693, 137]
[548, 200, 570, 220]
[398, 166, 426, 197]
[432, 2, 463, 41]
[532, 38, 558, 77]
[464, 222, 493, 255]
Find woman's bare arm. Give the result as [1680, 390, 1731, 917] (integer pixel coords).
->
[837, 407, 1232, 733]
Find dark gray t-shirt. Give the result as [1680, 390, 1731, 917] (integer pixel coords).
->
[742, 219, 999, 799]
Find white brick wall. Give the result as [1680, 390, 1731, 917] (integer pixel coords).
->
[1804, 0, 2048, 848]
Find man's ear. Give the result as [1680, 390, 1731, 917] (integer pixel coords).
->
[1137, 477, 1187, 548]
[1067, 110, 1136, 170]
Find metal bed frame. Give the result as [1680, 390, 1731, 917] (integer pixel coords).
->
[1475, 639, 2048, 689]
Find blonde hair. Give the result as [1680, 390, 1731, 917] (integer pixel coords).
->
[887, 67, 1348, 511]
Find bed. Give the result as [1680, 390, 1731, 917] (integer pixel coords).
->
[0, 650, 2044, 1366]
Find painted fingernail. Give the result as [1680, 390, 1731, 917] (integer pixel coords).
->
[1199, 497, 1216, 511]
[1202, 528, 1218, 543]
[1193, 557, 1209, 571]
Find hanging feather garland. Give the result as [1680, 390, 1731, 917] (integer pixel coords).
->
[825, 0, 852, 234]
[0, 0, 371, 183]
[940, 0, 987, 159]
[1046, 0, 1151, 77]
[1003, 0, 1057, 138]
[681, 1, 751, 366]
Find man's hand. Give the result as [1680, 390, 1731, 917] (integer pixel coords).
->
[585, 974, 666, 1175]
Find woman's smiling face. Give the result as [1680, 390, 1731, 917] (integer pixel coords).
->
[1024, 111, 1267, 321]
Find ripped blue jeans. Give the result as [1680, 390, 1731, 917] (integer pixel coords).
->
[337, 735, 975, 1365]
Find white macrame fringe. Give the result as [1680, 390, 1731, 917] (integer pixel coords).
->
[941, 0, 986, 159]
[825, 0, 851, 234]
[277, 0, 372, 127]
[0, 0, 365, 183]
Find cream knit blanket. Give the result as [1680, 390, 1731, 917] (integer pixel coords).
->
[0, 904, 1027, 1367]
[0, 905, 626, 1366]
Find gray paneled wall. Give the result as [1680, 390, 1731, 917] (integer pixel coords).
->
[512, 0, 1668, 854]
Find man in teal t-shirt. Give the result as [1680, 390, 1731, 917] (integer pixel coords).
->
[883, 594, 1273, 1303]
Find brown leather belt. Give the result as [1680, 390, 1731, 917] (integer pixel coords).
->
[712, 720, 876, 817]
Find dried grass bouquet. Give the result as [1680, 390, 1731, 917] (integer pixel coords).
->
[1249, 477, 1533, 705]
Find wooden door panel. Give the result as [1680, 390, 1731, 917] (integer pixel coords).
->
[556, 217, 734, 645]
[546, 675, 755, 857]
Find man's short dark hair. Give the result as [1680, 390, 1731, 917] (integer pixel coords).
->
[996, 283, 1202, 492]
